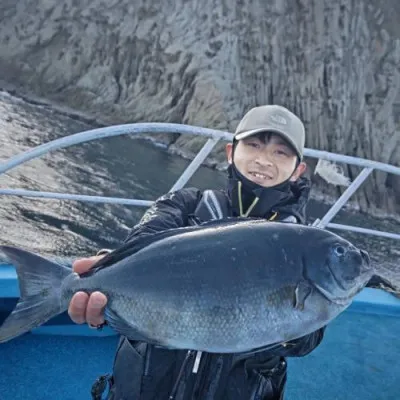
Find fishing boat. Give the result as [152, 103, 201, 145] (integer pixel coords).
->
[0, 123, 399, 400]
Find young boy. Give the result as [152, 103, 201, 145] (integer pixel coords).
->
[69, 105, 324, 400]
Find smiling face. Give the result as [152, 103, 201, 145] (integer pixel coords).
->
[226, 132, 307, 188]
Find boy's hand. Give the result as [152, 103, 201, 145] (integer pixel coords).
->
[68, 255, 108, 327]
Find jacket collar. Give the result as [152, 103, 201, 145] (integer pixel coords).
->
[226, 164, 311, 223]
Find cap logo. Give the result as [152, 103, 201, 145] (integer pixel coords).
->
[268, 113, 287, 125]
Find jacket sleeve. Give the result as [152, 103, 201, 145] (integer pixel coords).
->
[267, 327, 326, 357]
[123, 187, 203, 243]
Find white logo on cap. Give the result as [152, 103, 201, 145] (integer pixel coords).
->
[269, 114, 287, 125]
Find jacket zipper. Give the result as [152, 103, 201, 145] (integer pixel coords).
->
[193, 353, 212, 399]
[144, 345, 152, 376]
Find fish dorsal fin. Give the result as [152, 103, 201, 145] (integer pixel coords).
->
[199, 216, 260, 226]
[80, 229, 189, 277]
[80, 222, 231, 277]
[191, 216, 264, 230]
[81, 217, 264, 277]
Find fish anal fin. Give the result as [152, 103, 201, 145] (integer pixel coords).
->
[104, 308, 177, 349]
[104, 307, 151, 342]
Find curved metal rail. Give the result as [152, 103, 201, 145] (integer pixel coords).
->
[0, 122, 399, 240]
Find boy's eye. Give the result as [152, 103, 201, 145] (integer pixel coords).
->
[275, 148, 291, 156]
[246, 141, 260, 148]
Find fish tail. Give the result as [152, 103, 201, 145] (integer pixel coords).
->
[0, 245, 72, 343]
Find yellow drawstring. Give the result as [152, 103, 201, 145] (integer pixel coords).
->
[238, 181, 244, 216]
[238, 181, 259, 217]
[237, 181, 279, 220]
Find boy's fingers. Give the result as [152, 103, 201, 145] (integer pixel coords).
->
[68, 292, 89, 324]
[72, 255, 105, 274]
[86, 291, 107, 327]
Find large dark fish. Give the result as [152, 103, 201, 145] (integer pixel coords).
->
[0, 219, 373, 353]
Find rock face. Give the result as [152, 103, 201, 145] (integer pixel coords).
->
[0, 0, 399, 216]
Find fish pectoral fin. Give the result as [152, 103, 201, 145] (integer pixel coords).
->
[294, 282, 313, 311]
[104, 308, 150, 342]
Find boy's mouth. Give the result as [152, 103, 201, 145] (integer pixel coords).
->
[249, 171, 273, 181]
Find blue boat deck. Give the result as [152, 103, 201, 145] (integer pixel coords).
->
[0, 299, 398, 400]
[287, 309, 399, 400]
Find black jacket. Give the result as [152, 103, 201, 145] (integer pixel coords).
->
[99, 177, 325, 400]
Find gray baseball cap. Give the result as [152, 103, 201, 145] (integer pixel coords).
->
[234, 105, 305, 159]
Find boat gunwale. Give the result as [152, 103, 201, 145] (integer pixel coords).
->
[0, 122, 399, 335]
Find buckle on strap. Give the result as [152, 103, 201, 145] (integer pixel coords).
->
[91, 374, 112, 400]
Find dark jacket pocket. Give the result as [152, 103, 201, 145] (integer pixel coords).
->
[257, 358, 287, 400]
[224, 355, 287, 400]
[108, 338, 146, 400]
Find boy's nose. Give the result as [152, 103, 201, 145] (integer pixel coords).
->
[255, 155, 273, 166]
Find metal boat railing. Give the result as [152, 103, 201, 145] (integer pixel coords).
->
[0, 123, 399, 240]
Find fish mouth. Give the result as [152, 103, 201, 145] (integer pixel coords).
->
[313, 257, 361, 306]
[326, 259, 348, 292]
[360, 249, 372, 270]
[313, 283, 352, 306]
[314, 260, 373, 306]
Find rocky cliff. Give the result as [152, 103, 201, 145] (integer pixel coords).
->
[0, 0, 399, 217]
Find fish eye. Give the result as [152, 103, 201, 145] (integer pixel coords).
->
[334, 245, 346, 257]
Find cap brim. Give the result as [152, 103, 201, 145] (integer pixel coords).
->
[235, 128, 301, 159]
